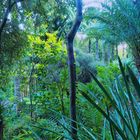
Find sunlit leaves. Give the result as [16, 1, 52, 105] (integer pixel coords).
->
[28, 32, 65, 56]
[27, 30, 67, 82]
[28, 35, 44, 45]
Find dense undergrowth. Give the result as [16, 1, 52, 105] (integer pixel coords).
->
[1, 56, 140, 140]
[1, 0, 140, 139]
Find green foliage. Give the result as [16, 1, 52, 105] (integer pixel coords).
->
[96, 62, 120, 84]
[1, 0, 140, 139]
[76, 49, 97, 83]
[80, 58, 140, 139]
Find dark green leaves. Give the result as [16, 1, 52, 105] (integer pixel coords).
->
[79, 58, 140, 140]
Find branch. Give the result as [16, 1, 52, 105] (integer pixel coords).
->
[67, 0, 83, 42]
[0, 0, 24, 36]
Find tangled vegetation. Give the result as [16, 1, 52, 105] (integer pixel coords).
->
[0, 0, 140, 139]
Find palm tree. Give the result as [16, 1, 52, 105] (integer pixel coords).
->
[89, 0, 140, 72]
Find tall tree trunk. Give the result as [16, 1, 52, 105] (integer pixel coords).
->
[66, 0, 82, 139]
[111, 46, 115, 61]
[107, 45, 111, 63]
[104, 46, 108, 63]
[122, 46, 125, 58]
[88, 39, 91, 53]
[0, 104, 3, 140]
[95, 39, 99, 61]
[116, 45, 118, 58]
[101, 41, 105, 62]
[29, 65, 35, 119]
[0, 0, 24, 40]
[14, 76, 21, 116]
[135, 56, 140, 74]
[133, 48, 140, 74]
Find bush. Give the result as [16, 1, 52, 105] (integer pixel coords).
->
[79, 58, 140, 140]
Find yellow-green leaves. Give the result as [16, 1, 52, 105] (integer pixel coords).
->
[28, 35, 44, 45]
[28, 32, 64, 55]
[27, 31, 66, 71]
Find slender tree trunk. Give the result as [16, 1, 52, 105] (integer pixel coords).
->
[101, 41, 105, 62]
[0, 0, 24, 40]
[0, 104, 3, 140]
[14, 76, 21, 116]
[107, 45, 111, 63]
[95, 39, 99, 61]
[100, 44, 102, 61]
[104, 46, 108, 63]
[111, 46, 115, 61]
[135, 56, 140, 74]
[29, 65, 35, 119]
[116, 45, 118, 58]
[122, 46, 125, 58]
[0, 121, 3, 140]
[88, 39, 91, 53]
[67, 41, 77, 139]
[66, 0, 82, 139]
[133, 48, 140, 74]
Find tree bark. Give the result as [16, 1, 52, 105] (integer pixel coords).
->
[14, 76, 21, 116]
[0, 121, 3, 140]
[29, 65, 35, 119]
[95, 39, 99, 61]
[0, 0, 24, 39]
[133, 48, 140, 74]
[135, 56, 140, 74]
[101, 41, 105, 62]
[107, 45, 111, 63]
[122, 46, 125, 58]
[104, 46, 108, 63]
[111, 46, 115, 61]
[66, 0, 82, 139]
[0, 104, 3, 140]
[88, 39, 91, 53]
[115, 45, 118, 58]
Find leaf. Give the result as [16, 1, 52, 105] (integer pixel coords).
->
[80, 91, 128, 140]
[127, 66, 140, 99]
[118, 57, 139, 125]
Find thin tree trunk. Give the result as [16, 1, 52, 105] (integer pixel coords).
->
[0, 121, 3, 140]
[122, 46, 125, 58]
[101, 41, 105, 62]
[0, 0, 24, 40]
[66, 0, 82, 139]
[0, 104, 3, 140]
[111, 46, 115, 61]
[116, 45, 118, 58]
[29, 65, 35, 119]
[95, 39, 99, 61]
[107, 45, 111, 63]
[100, 46, 102, 61]
[135, 56, 140, 74]
[133, 48, 140, 74]
[14, 76, 21, 116]
[104, 46, 108, 63]
[88, 39, 91, 53]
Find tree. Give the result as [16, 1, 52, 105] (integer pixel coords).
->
[91, 0, 140, 72]
[14, 76, 21, 115]
[66, 0, 82, 139]
[0, 104, 3, 140]
[0, 0, 24, 39]
[95, 38, 99, 61]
